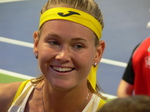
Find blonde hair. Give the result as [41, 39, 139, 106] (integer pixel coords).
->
[32, 0, 106, 100]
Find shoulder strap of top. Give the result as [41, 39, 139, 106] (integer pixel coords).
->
[97, 99, 106, 110]
[11, 80, 30, 105]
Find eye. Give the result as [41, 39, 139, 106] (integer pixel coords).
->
[73, 44, 84, 49]
[49, 40, 59, 46]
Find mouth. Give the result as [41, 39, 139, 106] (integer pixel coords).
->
[51, 66, 75, 73]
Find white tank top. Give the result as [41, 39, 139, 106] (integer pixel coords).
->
[8, 81, 105, 112]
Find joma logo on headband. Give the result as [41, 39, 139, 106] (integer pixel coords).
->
[58, 11, 80, 17]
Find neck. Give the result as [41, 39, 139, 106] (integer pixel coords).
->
[42, 81, 92, 112]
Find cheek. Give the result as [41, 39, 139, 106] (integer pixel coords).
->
[75, 50, 95, 73]
[38, 54, 48, 75]
[37, 47, 52, 73]
[82, 49, 95, 64]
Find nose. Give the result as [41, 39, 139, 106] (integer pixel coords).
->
[55, 47, 70, 62]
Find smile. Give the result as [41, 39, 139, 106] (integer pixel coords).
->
[51, 66, 74, 72]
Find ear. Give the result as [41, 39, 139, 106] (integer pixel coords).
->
[93, 40, 105, 65]
[33, 31, 39, 55]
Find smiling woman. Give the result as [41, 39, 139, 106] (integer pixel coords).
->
[0, 0, 106, 112]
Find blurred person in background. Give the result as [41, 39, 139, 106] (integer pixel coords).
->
[98, 95, 150, 112]
[117, 9, 150, 97]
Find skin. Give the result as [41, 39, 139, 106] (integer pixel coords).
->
[0, 82, 22, 112]
[117, 79, 134, 98]
[0, 19, 105, 112]
[34, 20, 104, 90]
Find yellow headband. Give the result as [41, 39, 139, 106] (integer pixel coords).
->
[39, 7, 102, 91]
[39, 7, 102, 39]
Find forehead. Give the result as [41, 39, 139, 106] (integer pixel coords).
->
[40, 19, 96, 40]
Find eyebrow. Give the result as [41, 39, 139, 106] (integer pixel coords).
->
[45, 33, 60, 38]
[45, 33, 87, 42]
[71, 38, 87, 42]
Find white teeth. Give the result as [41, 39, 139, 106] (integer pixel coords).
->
[52, 67, 72, 72]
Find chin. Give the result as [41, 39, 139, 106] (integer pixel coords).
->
[51, 81, 76, 91]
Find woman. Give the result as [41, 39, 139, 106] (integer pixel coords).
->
[0, 0, 106, 111]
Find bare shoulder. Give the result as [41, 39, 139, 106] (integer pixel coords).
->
[0, 82, 22, 112]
